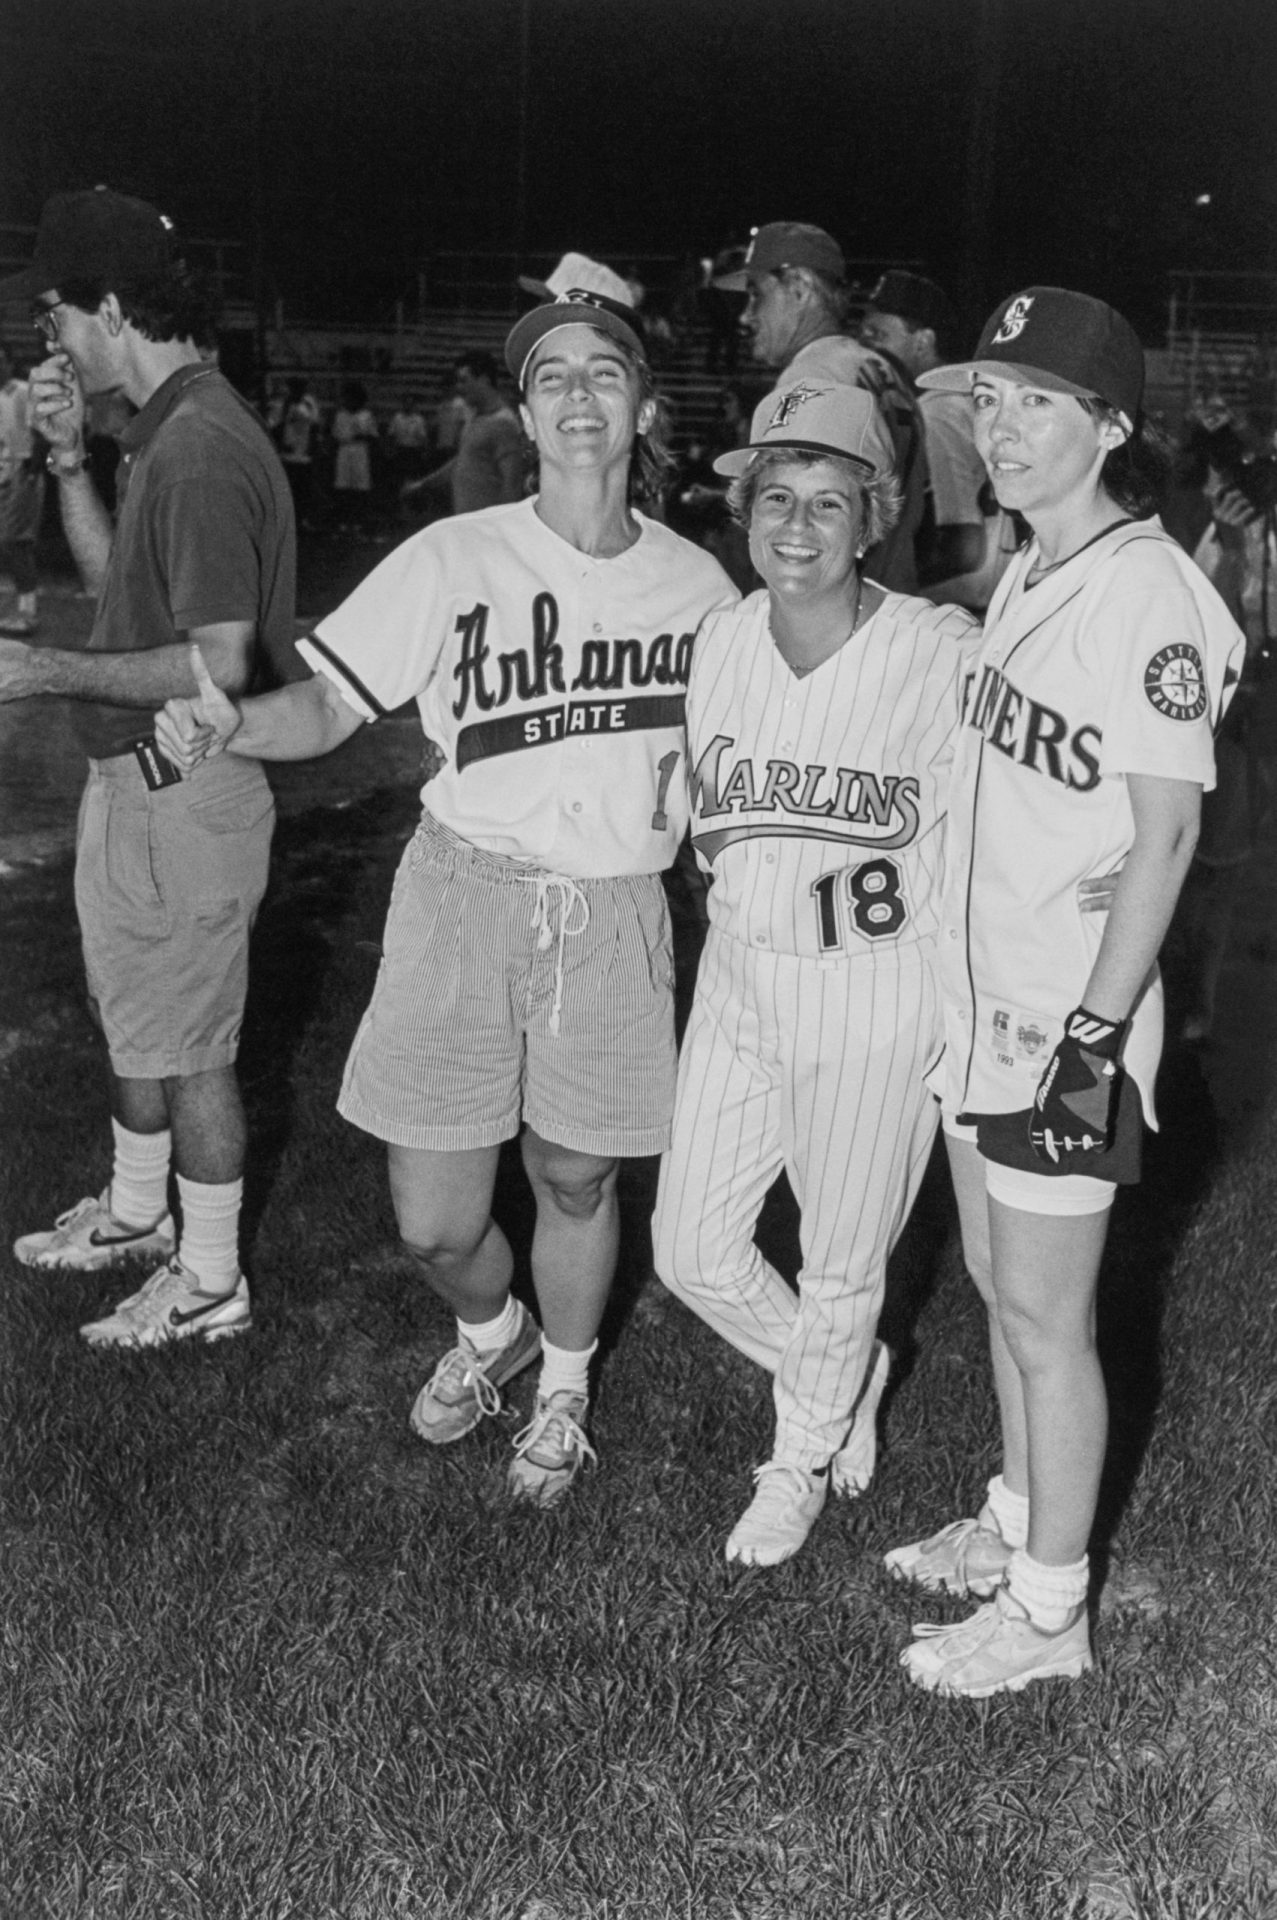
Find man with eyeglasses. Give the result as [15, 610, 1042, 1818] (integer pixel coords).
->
[714, 222, 925, 590]
[0, 187, 297, 1351]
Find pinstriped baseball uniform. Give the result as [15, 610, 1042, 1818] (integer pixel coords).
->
[654, 587, 978, 1467]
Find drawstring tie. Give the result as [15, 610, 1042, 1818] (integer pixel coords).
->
[524, 873, 591, 1035]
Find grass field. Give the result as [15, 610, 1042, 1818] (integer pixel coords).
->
[3, 784, 1276, 1920]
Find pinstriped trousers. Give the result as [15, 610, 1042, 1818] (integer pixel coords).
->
[653, 928, 941, 1467]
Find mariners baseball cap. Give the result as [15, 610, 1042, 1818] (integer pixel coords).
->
[0, 186, 178, 303]
[866, 270, 957, 339]
[917, 286, 1145, 430]
[505, 290, 646, 385]
[713, 380, 895, 479]
[517, 252, 634, 308]
[713, 223, 845, 292]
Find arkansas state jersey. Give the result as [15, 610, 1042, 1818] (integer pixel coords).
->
[299, 498, 735, 878]
[687, 588, 979, 959]
[932, 519, 1244, 1119]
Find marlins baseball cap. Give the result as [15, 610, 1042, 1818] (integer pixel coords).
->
[0, 186, 178, 303]
[866, 270, 957, 340]
[517, 252, 634, 308]
[917, 286, 1144, 430]
[504, 289, 646, 385]
[713, 380, 895, 479]
[713, 222, 845, 292]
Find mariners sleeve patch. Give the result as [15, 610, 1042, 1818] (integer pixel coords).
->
[1143, 643, 1207, 722]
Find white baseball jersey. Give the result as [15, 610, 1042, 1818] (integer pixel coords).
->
[687, 588, 979, 960]
[300, 498, 735, 878]
[655, 588, 978, 1470]
[932, 518, 1245, 1120]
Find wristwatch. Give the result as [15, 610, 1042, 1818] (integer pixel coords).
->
[46, 448, 90, 476]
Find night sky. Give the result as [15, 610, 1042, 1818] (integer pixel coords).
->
[2, 0, 1274, 338]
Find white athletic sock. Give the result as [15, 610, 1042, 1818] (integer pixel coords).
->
[17, 592, 36, 618]
[175, 1175, 242, 1292]
[984, 1474, 1030, 1549]
[108, 1121, 172, 1229]
[1006, 1548, 1089, 1631]
[537, 1337, 596, 1404]
[459, 1296, 522, 1354]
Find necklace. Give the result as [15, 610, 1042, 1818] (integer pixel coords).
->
[772, 576, 870, 677]
[1026, 518, 1133, 585]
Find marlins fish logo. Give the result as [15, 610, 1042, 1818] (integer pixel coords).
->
[767, 382, 827, 431]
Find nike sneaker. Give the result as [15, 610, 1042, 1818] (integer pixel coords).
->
[14, 1189, 176, 1273]
[79, 1259, 251, 1348]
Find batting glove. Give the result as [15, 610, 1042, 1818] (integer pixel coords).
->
[1029, 1007, 1129, 1165]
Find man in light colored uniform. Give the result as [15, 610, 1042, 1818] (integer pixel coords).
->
[715, 222, 925, 590]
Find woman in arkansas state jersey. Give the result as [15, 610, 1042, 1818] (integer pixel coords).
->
[653, 380, 979, 1569]
[885, 289, 1243, 1696]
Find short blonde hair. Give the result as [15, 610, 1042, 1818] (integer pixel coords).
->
[728, 448, 903, 547]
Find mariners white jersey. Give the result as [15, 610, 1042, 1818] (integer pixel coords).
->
[932, 518, 1245, 1118]
[300, 498, 735, 878]
[687, 589, 978, 960]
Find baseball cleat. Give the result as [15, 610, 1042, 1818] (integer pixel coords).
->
[79, 1259, 251, 1349]
[409, 1303, 542, 1445]
[14, 1189, 176, 1273]
[830, 1340, 891, 1497]
[884, 1512, 1013, 1598]
[507, 1391, 596, 1507]
[900, 1585, 1092, 1697]
[726, 1461, 829, 1566]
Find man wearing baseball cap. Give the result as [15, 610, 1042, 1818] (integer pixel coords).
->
[861, 269, 1014, 612]
[0, 187, 298, 1353]
[715, 223, 925, 591]
[153, 289, 735, 1508]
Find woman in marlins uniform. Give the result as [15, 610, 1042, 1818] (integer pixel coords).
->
[654, 383, 979, 1567]
[886, 289, 1242, 1696]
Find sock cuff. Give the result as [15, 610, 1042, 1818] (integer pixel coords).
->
[1007, 1547, 1090, 1613]
[111, 1118, 172, 1164]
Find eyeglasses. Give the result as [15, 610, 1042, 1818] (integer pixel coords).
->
[31, 301, 65, 343]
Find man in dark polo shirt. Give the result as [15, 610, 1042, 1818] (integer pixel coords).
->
[0, 187, 297, 1347]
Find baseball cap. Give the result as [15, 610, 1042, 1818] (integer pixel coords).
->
[517, 252, 634, 307]
[917, 286, 1144, 429]
[713, 380, 895, 479]
[504, 290, 646, 385]
[0, 186, 178, 303]
[713, 223, 845, 292]
[865, 270, 957, 339]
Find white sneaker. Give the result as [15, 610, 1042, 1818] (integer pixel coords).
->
[830, 1340, 891, 1497]
[507, 1391, 596, 1507]
[884, 1511, 1012, 1599]
[80, 1259, 251, 1348]
[725, 1462, 828, 1566]
[14, 1189, 176, 1273]
[900, 1585, 1092, 1697]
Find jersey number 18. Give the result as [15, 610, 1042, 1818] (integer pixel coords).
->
[812, 858, 908, 949]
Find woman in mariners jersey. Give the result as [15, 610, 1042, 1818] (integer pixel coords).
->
[886, 288, 1243, 1696]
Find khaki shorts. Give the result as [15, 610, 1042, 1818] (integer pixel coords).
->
[338, 812, 677, 1156]
[75, 752, 274, 1078]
